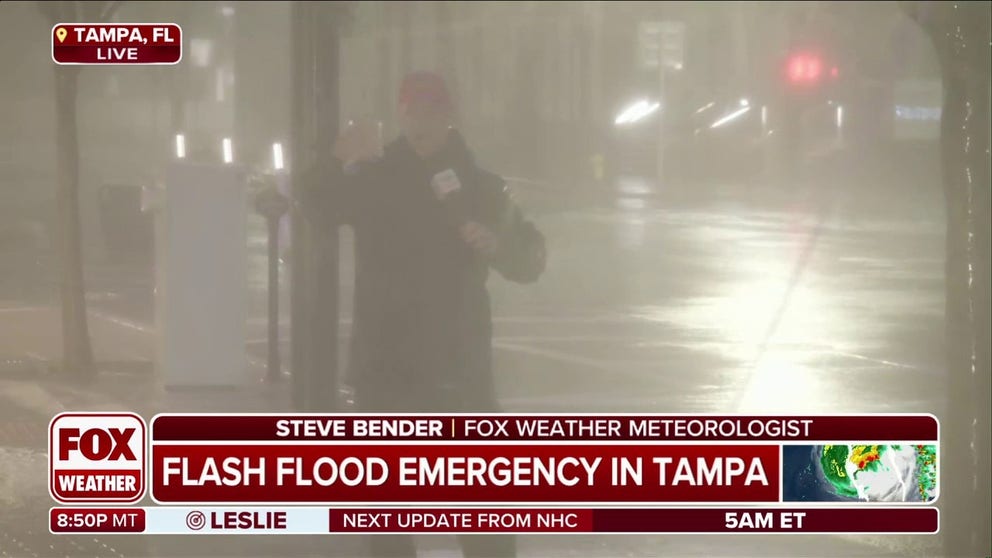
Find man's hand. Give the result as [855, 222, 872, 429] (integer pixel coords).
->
[460, 221, 499, 256]
[333, 119, 382, 166]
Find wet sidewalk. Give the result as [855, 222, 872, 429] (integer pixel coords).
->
[0, 168, 950, 558]
[0, 306, 939, 557]
[0, 305, 349, 558]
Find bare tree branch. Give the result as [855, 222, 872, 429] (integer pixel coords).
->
[99, 0, 123, 22]
[37, 1, 58, 25]
[81, 0, 99, 21]
[41, 1, 124, 25]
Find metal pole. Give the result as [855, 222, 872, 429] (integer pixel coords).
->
[266, 215, 280, 382]
[656, 65, 665, 184]
[311, 4, 342, 412]
[289, 1, 311, 410]
[289, 1, 343, 411]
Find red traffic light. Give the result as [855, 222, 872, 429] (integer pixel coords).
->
[786, 53, 824, 84]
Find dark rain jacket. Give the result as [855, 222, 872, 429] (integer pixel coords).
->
[303, 131, 545, 411]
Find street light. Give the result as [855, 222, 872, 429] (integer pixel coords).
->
[253, 175, 290, 384]
[175, 134, 186, 159]
[272, 142, 284, 171]
[222, 137, 233, 164]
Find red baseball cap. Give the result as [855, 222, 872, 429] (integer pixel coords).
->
[398, 71, 454, 111]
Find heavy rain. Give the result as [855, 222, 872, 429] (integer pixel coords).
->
[0, 2, 988, 557]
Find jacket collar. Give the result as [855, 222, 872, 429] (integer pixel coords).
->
[389, 129, 476, 174]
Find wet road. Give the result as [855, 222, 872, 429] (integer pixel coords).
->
[0, 174, 948, 557]
[76, 177, 948, 417]
[488, 188, 946, 416]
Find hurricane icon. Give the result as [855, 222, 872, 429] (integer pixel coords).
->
[186, 510, 206, 530]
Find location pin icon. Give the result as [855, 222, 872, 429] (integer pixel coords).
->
[56, 27, 67, 43]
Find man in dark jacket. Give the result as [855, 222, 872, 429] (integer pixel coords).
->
[305, 72, 545, 557]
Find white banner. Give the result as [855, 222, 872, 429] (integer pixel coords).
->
[150, 507, 327, 534]
[50, 507, 331, 535]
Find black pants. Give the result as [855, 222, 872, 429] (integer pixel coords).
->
[354, 383, 515, 558]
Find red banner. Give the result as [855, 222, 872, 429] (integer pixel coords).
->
[329, 509, 594, 533]
[52, 24, 181, 65]
[50, 508, 145, 533]
[150, 443, 780, 504]
[328, 507, 938, 534]
[51, 470, 141, 500]
[151, 414, 939, 442]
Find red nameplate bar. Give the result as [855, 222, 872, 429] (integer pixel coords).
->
[328, 507, 939, 534]
[52, 24, 181, 65]
[150, 443, 781, 504]
[151, 414, 939, 442]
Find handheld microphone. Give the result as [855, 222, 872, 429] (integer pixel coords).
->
[430, 168, 470, 227]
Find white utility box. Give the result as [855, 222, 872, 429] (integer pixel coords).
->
[155, 162, 248, 388]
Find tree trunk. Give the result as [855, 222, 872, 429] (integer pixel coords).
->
[54, 65, 95, 380]
[935, 9, 991, 557]
[906, 2, 991, 556]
